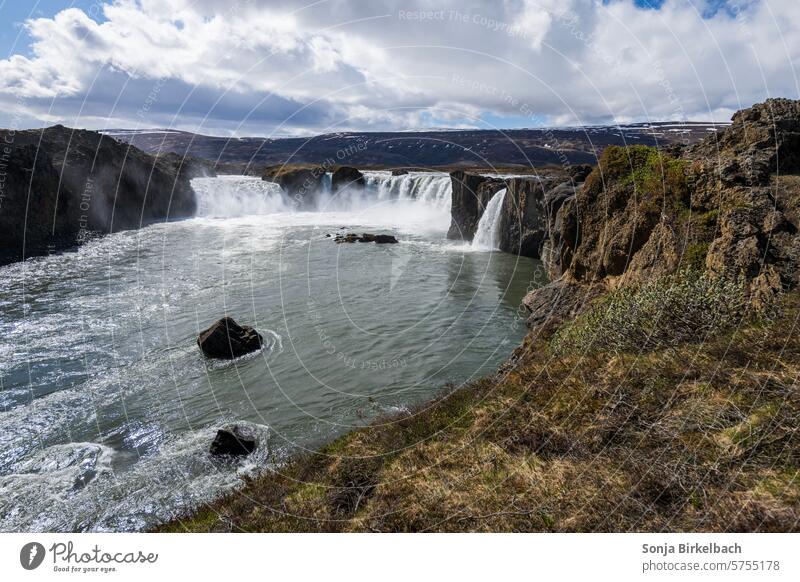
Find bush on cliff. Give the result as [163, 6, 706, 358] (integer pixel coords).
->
[551, 269, 752, 354]
[584, 145, 689, 212]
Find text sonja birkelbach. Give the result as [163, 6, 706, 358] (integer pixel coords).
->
[48, 541, 158, 573]
[642, 542, 743, 557]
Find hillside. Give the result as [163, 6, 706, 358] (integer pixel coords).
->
[103, 122, 727, 169]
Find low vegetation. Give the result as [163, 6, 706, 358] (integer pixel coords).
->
[551, 269, 752, 354]
[159, 286, 799, 533]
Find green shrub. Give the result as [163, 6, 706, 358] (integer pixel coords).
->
[584, 145, 689, 213]
[552, 269, 750, 354]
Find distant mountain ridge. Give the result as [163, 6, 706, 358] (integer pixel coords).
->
[101, 122, 729, 169]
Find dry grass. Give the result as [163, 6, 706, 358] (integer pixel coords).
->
[158, 293, 800, 533]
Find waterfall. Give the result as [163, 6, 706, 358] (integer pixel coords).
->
[191, 172, 452, 217]
[471, 188, 507, 251]
[362, 172, 452, 211]
[191, 176, 288, 217]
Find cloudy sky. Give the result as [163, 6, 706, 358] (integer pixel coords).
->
[0, 0, 797, 136]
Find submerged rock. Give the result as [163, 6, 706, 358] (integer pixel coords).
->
[334, 233, 398, 244]
[209, 427, 257, 457]
[197, 317, 263, 359]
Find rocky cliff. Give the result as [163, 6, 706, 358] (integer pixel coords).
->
[0, 125, 202, 264]
[521, 98, 800, 329]
[446, 171, 506, 240]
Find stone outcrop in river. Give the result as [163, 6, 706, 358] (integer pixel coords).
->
[261, 165, 326, 207]
[446, 171, 506, 241]
[197, 317, 264, 359]
[330, 166, 365, 193]
[0, 125, 202, 264]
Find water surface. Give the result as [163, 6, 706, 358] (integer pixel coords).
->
[0, 174, 544, 531]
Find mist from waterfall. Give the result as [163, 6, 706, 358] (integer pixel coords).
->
[192, 172, 453, 220]
[471, 188, 507, 251]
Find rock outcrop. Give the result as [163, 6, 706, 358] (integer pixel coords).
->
[331, 166, 364, 192]
[446, 171, 506, 240]
[520, 98, 800, 331]
[334, 233, 398, 244]
[197, 317, 264, 359]
[0, 125, 200, 264]
[262, 165, 326, 208]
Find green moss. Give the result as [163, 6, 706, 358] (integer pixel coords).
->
[585, 145, 689, 213]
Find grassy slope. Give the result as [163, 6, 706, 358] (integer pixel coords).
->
[160, 292, 800, 532]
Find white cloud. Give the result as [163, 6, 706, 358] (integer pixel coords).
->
[0, 0, 797, 134]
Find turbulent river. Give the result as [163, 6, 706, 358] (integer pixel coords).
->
[0, 172, 544, 532]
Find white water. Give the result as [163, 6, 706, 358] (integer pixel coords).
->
[194, 175, 289, 217]
[471, 188, 507, 251]
[193, 172, 453, 219]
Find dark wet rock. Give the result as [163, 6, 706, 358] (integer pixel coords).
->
[197, 317, 263, 359]
[391, 169, 409, 176]
[334, 233, 398, 244]
[447, 171, 506, 241]
[210, 426, 257, 457]
[0, 125, 199, 265]
[262, 165, 326, 207]
[331, 166, 365, 192]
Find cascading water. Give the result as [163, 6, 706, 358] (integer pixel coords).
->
[192, 171, 453, 217]
[192, 175, 288, 217]
[361, 172, 452, 211]
[471, 188, 507, 251]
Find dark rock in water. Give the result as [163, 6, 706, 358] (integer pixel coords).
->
[262, 165, 326, 207]
[210, 427, 257, 457]
[447, 171, 506, 241]
[391, 169, 409, 176]
[334, 233, 398, 244]
[0, 125, 200, 265]
[197, 317, 263, 359]
[331, 166, 365, 192]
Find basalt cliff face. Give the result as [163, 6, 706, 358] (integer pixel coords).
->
[521, 98, 800, 330]
[0, 125, 203, 264]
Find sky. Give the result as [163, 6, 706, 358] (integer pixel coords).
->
[0, 0, 796, 136]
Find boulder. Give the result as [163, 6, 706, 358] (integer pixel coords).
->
[210, 427, 257, 457]
[197, 317, 264, 359]
[331, 166, 365, 192]
[391, 169, 409, 176]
